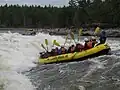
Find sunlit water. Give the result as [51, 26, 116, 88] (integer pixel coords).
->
[0, 30, 120, 90]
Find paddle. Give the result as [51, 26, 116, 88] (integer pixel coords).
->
[63, 34, 69, 47]
[41, 44, 48, 52]
[45, 39, 48, 51]
[94, 27, 101, 41]
[78, 28, 83, 41]
[52, 40, 56, 47]
[94, 27, 101, 36]
[70, 32, 77, 44]
[54, 40, 60, 47]
[64, 29, 73, 47]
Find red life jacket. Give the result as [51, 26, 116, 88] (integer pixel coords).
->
[87, 41, 93, 49]
[84, 42, 89, 50]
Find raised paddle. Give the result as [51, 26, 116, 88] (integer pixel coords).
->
[78, 28, 83, 41]
[54, 40, 60, 47]
[45, 39, 48, 51]
[94, 27, 101, 36]
[70, 32, 77, 44]
[94, 27, 101, 40]
[52, 40, 56, 47]
[41, 44, 48, 52]
[63, 34, 69, 47]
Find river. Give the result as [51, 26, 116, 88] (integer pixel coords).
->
[0, 30, 120, 90]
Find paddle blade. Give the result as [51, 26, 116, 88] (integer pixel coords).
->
[66, 35, 69, 41]
[79, 28, 83, 36]
[45, 39, 48, 45]
[54, 41, 60, 46]
[94, 27, 100, 35]
[53, 40, 56, 45]
[78, 28, 83, 41]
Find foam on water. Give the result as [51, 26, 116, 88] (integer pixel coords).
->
[0, 32, 37, 90]
[0, 31, 65, 90]
[0, 31, 120, 90]
[107, 38, 120, 51]
[0, 71, 34, 90]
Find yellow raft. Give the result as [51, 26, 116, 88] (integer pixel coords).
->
[39, 43, 110, 64]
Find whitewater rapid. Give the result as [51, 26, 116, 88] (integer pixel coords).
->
[0, 31, 120, 90]
[0, 31, 68, 90]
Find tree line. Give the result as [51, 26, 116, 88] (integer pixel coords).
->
[0, 0, 119, 28]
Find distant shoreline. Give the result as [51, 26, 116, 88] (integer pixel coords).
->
[0, 28, 120, 37]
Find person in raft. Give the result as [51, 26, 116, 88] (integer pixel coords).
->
[40, 33, 107, 58]
[91, 36, 98, 47]
[99, 30, 107, 44]
[83, 38, 90, 50]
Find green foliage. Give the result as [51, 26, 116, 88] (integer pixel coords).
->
[0, 0, 120, 28]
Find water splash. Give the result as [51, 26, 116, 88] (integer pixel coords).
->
[0, 31, 67, 90]
[0, 31, 120, 90]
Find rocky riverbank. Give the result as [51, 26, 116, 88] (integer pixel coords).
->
[45, 28, 120, 37]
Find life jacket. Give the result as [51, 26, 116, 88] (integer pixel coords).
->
[60, 47, 66, 54]
[84, 42, 88, 50]
[87, 41, 93, 49]
[79, 44, 84, 49]
[70, 47, 75, 53]
[76, 44, 84, 52]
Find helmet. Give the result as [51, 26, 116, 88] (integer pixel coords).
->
[102, 30, 106, 34]
[84, 38, 89, 42]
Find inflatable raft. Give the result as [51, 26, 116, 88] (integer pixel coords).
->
[39, 43, 110, 64]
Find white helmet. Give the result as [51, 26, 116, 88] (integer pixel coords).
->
[91, 36, 96, 40]
[84, 38, 89, 41]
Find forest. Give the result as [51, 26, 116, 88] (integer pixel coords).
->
[0, 0, 120, 28]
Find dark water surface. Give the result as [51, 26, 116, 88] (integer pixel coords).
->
[26, 38, 120, 90]
[0, 29, 119, 90]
